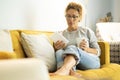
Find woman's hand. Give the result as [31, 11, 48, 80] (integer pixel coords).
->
[79, 39, 98, 55]
[79, 39, 88, 51]
[53, 40, 66, 51]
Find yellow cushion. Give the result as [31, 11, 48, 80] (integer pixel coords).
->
[50, 75, 85, 80]
[10, 30, 26, 58]
[0, 51, 16, 59]
[76, 63, 120, 80]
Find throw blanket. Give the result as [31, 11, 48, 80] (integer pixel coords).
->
[110, 41, 120, 64]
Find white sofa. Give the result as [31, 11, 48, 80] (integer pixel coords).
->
[96, 22, 120, 64]
[0, 58, 50, 80]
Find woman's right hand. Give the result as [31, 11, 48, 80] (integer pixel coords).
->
[53, 40, 66, 51]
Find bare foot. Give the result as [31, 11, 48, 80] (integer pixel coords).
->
[49, 67, 70, 76]
[70, 69, 82, 78]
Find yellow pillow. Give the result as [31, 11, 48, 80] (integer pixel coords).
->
[0, 51, 16, 59]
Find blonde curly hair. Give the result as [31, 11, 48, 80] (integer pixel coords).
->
[65, 2, 83, 20]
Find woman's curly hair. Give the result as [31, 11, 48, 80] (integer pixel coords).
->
[65, 2, 83, 20]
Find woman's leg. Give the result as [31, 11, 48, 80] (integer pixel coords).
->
[50, 45, 80, 76]
[76, 48, 100, 70]
[50, 54, 81, 78]
[55, 49, 64, 69]
[55, 45, 100, 71]
[53, 54, 76, 75]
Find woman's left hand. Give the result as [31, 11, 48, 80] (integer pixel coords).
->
[79, 39, 98, 55]
[79, 39, 89, 51]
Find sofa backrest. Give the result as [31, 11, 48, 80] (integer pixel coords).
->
[10, 30, 53, 58]
[10, 30, 25, 58]
[10, 30, 109, 65]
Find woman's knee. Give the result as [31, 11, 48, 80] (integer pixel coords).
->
[77, 62, 100, 70]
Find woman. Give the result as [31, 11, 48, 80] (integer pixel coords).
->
[50, 2, 101, 77]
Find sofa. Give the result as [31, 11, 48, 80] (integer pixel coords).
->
[96, 22, 120, 64]
[0, 30, 120, 80]
[0, 58, 50, 80]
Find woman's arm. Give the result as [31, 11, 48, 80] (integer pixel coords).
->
[84, 47, 98, 55]
[79, 39, 98, 55]
[53, 40, 66, 51]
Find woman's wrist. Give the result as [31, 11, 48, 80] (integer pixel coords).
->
[84, 47, 89, 52]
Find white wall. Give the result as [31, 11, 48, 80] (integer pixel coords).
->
[0, 0, 26, 29]
[86, 0, 112, 31]
[0, 0, 115, 32]
[0, 0, 81, 31]
[112, 0, 120, 22]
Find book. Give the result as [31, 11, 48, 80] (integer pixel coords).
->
[50, 32, 69, 44]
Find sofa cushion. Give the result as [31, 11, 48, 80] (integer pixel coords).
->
[0, 30, 16, 59]
[20, 32, 56, 72]
[0, 30, 13, 52]
[10, 30, 26, 58]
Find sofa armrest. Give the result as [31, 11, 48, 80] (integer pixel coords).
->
[98, 41, 110, 65]
[0, 51, 17, 59]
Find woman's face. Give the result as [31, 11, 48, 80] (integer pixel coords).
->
[65, 9, 80, 29]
